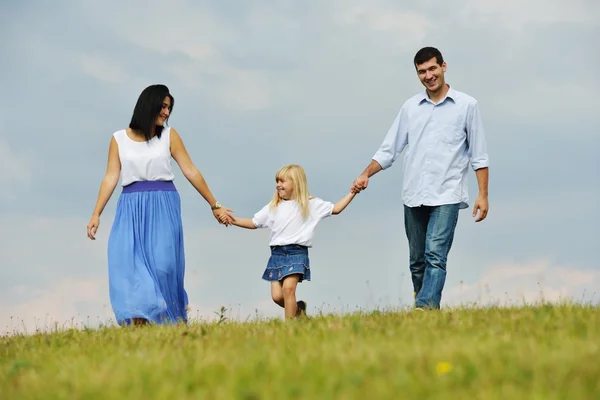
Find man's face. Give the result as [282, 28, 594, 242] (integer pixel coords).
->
[416, 57, 447, 93]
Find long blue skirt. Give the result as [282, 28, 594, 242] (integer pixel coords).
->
[107, 180, 189, 326]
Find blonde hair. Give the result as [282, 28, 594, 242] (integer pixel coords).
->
[269, 164, 311, 219]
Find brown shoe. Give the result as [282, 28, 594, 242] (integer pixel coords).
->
[296, 300, 307, 317]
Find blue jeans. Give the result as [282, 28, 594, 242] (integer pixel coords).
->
[404, 204, 460, 309]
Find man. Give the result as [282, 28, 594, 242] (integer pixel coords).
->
[351, 46, 489, 310]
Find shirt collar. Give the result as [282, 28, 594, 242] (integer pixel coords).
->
[418, 84, 456, 105]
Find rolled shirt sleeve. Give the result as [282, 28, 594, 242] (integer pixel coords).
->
[372, 104, 409, 170]
[466, 101, 490, 170]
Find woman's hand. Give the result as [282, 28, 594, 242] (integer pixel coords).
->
[213, 207, 234, 226]
[87, 214, 100, 240]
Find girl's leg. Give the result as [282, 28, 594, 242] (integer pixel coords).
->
[271, 281, 285, 308]
[282, 274, 301, 319]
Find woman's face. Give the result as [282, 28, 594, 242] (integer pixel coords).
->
[155, 96, 172, 126]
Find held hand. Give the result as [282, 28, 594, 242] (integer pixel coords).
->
[87, 215, 100, 240]
[213, 207, 234, 226]
[472, 195, 489, 222]
[351, 174, 369, 194]
[218, 213, 234, 226]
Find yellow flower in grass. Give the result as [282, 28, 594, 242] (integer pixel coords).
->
[436, 361, 453, 376]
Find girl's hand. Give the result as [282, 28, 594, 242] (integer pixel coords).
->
[213, 207, 234, 226]
[218, 213, 232, 225]
[87, 215, 100, 240]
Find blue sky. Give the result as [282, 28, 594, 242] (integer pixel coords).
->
[1, 0, 599, 333]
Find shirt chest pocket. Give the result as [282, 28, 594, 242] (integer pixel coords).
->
[431, 104, 467, 146]
[437, 123, 466, 145]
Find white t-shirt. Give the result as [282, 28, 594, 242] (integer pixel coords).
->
[252, 198, 335, 247]
[113, 127, 175, 186]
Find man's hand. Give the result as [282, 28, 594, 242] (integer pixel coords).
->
[472, 195, 489, 222]
[351, 173, 369, 194]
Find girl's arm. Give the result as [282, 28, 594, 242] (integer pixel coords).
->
[332, 192, 357, 215]
[230, 217, 257, 230]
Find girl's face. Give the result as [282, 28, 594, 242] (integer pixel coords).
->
[276, 175, 294, 200]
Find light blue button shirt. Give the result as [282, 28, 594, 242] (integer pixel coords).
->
[372, 86, 489, 209]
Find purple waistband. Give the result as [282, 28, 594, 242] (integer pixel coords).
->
[122, 180, 176, 193]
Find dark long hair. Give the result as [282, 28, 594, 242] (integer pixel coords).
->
[129, 84, 174, 141]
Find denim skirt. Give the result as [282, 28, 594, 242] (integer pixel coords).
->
[262, 244, 311, 282]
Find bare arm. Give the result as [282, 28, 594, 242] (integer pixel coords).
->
[361, 160, 383, 179]
[332, 192, 357, 215]
[352, 106, 407, 193]
[472, 167, 489, 222]
[87, 137, 121, 239]
[230, 217, 257, 229]
[170, 128, 218, 206]
[92, 137, 121, 216]
[475, 167, 489, 198]
[170, 128, 233, 224]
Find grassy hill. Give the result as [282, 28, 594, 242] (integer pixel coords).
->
[2, 303, 598, 399]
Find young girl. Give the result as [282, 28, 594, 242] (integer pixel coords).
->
[224, 164, 357, 319]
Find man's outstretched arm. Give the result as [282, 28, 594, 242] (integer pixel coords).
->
[351, 160, 383, 193]
[351, 105, 408, 193]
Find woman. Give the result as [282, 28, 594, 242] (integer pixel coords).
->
[86, 84, 233, 326]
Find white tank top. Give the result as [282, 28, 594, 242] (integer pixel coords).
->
[113, 127, 175, 186]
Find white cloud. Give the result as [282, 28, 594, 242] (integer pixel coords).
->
[490, 80, 598, 121]
[0, 141, 32, 202]
[0, 276, 109, 335]
[73, 1, 273, 111]
[90, 2, 225, 60]
[335, 2, 433, 40]
[79, 53, 128, 83]
[444, 259, 599, 307]
[0, 141, 31, 184]
[0, 278, 245, 335]
[218, 69, 272, 111]
[461, 0, 600, 31]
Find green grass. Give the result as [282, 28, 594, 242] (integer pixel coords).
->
[1, 303, 599, 399]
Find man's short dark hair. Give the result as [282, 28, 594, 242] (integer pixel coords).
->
[414, 47, 444, 68]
